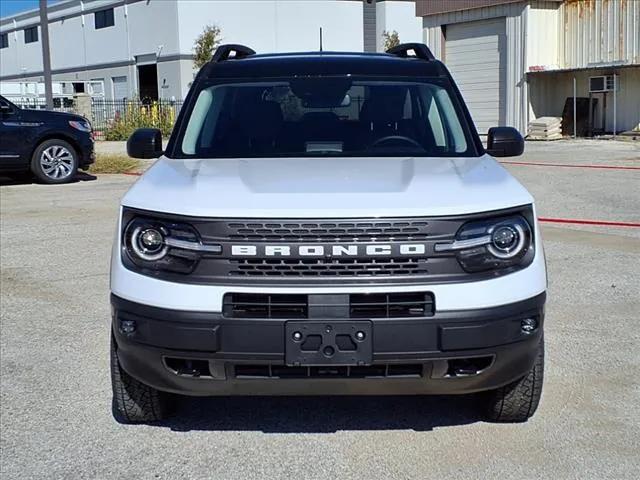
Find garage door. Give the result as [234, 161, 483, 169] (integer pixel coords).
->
[446, 18, 506, 135]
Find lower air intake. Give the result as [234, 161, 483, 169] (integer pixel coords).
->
[350, 292, 435, 318]
[234, 364, 423, 379]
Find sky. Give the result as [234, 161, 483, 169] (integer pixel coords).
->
[0, 0, 60, 18]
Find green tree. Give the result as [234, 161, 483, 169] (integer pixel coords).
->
[193, 25, 222, 70]
[382, 30, 400, 51]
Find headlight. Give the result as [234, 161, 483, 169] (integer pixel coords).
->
[69, 120, 92, 132]
[435, 215, 534, 272]
[123, 217, 221, 274]
[130, 225, 168, 261]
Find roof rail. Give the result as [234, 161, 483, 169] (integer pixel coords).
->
[211, 44, 256, 63]
[386, 43, 435, 61]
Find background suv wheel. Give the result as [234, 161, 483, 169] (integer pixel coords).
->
[31, 139, 78, 184]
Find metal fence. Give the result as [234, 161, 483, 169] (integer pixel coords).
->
[11, 97, 76, 113]
[91, 98, 184, 139]
[10, 97, 184, 140]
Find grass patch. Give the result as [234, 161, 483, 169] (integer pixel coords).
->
[89, 154, 141, 174]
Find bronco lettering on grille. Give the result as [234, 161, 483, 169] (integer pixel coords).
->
[230, 244, 426, 257]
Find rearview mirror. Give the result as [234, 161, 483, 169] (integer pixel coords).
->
[486, 127, 524, 157]
[127, 128, 163, 159]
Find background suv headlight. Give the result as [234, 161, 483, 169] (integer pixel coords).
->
[69, 120, 92, 133]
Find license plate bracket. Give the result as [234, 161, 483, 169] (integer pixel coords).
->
[285, 321, 373, 366]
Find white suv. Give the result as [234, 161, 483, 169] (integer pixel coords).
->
[110, 44, 546, 424]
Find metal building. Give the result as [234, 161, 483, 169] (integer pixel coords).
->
[419, 0, 640, 135]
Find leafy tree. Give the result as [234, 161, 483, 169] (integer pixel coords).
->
[193, 25, 222, 70]
[382, 30, 400, 51]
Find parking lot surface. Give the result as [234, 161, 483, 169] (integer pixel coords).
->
[1, 140, 639, 479]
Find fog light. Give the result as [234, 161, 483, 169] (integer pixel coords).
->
[120, 319, 136, 335]
[521, 318, 538, 334]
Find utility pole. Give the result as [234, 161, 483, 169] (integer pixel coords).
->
[39, 0, 53, 109]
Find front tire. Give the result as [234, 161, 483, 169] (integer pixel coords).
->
[31, 139, 78, 184]
[110, 336, 172, 424]
[484, 337, 544, 423]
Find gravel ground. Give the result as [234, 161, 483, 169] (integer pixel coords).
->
[1, 141, 639, 479]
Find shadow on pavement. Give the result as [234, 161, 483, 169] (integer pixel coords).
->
[0, 171, 97, 186]
[158, 394, 480, 433]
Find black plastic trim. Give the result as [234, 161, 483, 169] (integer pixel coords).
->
[111, 292, 545, 355]
[211, 44, 256, 63]
[387, 43, 435, 61]
[111, 292, 546, 396]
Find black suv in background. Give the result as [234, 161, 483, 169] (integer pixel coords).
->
[0, 95, 95, 184]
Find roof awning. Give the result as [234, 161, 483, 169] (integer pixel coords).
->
[526, 63, 640, 76]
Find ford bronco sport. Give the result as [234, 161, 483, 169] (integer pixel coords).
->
[111, 44, 546, 424]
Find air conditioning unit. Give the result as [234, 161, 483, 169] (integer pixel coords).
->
[589, 75, 616, 93]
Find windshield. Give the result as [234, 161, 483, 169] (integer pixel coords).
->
[176, 77, 478, 158]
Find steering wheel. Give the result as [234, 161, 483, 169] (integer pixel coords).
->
[371, 135, 423, 149]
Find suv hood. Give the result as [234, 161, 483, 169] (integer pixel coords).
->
[122, 155, 534, 218]
[19, 108, 86, 123]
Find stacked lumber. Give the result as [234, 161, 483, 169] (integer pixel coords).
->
[527, 117, 563, 140]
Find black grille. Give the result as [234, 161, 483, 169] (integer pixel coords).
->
[234, 364, 423, 379]
[223, 292, 434, 319]
[350, 292, 435, 318]
[226, 220, 431, 242]
[230, 257, 428, 277]
[223, 293, 307, 319]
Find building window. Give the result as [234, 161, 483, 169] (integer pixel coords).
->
[95, 8, 115, 29]
[112, 76, 128, 101]
[24, 26, 38, 44]
[0, 33, 8, 49]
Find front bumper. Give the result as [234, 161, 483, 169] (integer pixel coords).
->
[111, 292, 545, 396]
[78, 135, 95, 168]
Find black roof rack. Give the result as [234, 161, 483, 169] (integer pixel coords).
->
[386, 43, 435, 61]
[211, 44, 256, 63]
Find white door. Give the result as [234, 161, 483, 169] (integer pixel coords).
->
[445, 18, 506, 135]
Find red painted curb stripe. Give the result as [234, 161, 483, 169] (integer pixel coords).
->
[539, 217, 640, 228]
[500, 161, 640, 171]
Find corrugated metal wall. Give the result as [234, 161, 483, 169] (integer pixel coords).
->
[421, 0, 639, 135]
[559, 0, 640, 68]
[416, 0, 525, 17]
[422, 1, 529, 134]
[527, 1, 561, 68]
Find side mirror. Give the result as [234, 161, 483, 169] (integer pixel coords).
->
[0, 103, 14, 115]
[486, 127, 524, 157]
[127, 128, 163, 159]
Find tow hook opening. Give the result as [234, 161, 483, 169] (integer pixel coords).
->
[432, 356, 494, 378]
[164, 357, 212, 378]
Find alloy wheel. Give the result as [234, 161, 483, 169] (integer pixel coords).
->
[40, 145, 74, 180]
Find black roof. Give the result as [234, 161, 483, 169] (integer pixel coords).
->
[201, 50, 448, 79]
